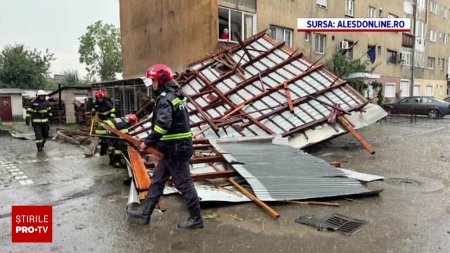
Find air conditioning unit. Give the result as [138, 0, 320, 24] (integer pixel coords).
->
[338, 41, 350, 50]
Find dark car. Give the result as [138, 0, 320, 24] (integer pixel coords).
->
[383, 96, 450, 119]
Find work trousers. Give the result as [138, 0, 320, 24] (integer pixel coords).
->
[147, 157, 199, 210]
[33, 123, 49, 150]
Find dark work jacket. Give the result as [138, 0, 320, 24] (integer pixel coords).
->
[95, 117, 129, 135]
[145, 80, 192, 160]
[26, 99, 52, 125]
[92, 100, 116, 121]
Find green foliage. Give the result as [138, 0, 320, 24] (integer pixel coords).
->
[325, 52, 369, 94]
[325, 53, 369, 77]
[371, 81, 385, 106]
[0, 44, 55, 89]
[60, 70, 90, 87]
[78, 20, 122, 82]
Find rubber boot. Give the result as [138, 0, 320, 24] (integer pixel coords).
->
[177, 205, 204, 229]
[126, 199, 156, 225]
[36, 142, 43, 152]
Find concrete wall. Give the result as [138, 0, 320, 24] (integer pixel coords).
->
[120, 0, 218, 78]
[10, 94, 23, 117]
[50, 89, 90, 124]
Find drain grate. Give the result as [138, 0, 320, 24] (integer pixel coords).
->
[296, 213, 368, 236]
[322, 214, 368, 236]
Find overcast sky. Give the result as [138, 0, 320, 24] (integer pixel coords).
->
[0, 0, 120, 78]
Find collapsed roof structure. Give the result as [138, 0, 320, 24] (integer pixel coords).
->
[111, 30, 387, 217]
[172, 30, 387, 148]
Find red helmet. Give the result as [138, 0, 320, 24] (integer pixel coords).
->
[146, 64, 173, 85]
[126, 114, 138, 126]
[95, 89, 105, 99]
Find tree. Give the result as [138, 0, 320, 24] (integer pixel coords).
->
[78, 20, 122, 82]
[60, 70, 89, 87]
[325, 52, 369, 94]
[0, 44, 55, 89]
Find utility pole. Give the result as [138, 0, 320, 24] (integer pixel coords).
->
[410, 0, 417, 97]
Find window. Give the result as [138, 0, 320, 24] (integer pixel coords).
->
[368, 6, 376, 18]
[415, 52, 424, 67]
[427, 57, 435, 69]
[345, 0, 354, 17]
[388, 13, 399, 18]
[340, 40, 354, 59]
[444, 8, 449, 18]
[367, 45, 377, 63]
[416, 21, 425, 39]
[218, 7, 255, 42]
[305, 32, 311, 42]
[400, 80, 410, 97]
[440, 58, 445, 70]
[384, 84, 396, 98]
[316, 0, 327, 9]
[429, 30, 437, 42]
[315, 34, 326, 54]
[386, 49, 398, 64]
[401, 51, 412, 66]
[269, 25, 294, 47]
[413, 85, 420, 96]
[443, 33, 448, 44]
[418, 0, 426, 9]
[430, 1, 438, 14]
[426, 85, 434, 96]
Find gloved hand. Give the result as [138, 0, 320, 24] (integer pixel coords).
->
[139, 142, 148, 151]
[25, 118, 30, 126]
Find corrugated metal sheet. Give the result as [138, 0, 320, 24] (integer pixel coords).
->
[214, 142, 378, 201]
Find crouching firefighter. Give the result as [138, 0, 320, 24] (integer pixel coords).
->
[26, 90, 52, 151]
[96, 114, 138, 167]
[127, 64, 203, 229]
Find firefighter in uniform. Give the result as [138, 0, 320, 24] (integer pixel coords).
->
[92, 89, 116, 156]
[26, 90, 52, 151]
[96, 114, 138, 167]
[127, 64, 203, 229]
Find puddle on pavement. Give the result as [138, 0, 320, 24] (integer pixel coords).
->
[382, 176, 444, 192]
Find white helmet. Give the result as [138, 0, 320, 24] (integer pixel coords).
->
[37, 90, 46, 96]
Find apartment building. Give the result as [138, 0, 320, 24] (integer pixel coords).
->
[120, 0, 450, 99]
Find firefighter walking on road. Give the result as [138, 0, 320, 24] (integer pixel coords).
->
[26, 90, 52, 151]
[127, 64, 203, 229]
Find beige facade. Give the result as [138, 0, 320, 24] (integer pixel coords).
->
[120, 0, 218, 78]
[120, 0, 450, 99]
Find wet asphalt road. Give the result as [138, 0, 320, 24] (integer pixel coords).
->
[0, 117, 449, 253]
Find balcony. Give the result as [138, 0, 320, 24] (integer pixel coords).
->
[402, 33, 414, 48]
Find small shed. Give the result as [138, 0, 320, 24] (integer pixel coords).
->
[91, 78, 151, 117]
[0, 88, 23, 121]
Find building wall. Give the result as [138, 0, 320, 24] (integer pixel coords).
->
[10, 94, 23, 117]
[120, 0, 450, 99]
[50, 89, 90, 124]
[120, 0, 218, 78]
[415, 78, 447, 99]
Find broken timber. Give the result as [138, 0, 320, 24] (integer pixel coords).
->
[337, 116, 376, 155]
[102, 124, 163, 159]
[228, 178, 280, 219]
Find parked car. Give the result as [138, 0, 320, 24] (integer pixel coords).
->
[383, 96, 450, 119]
